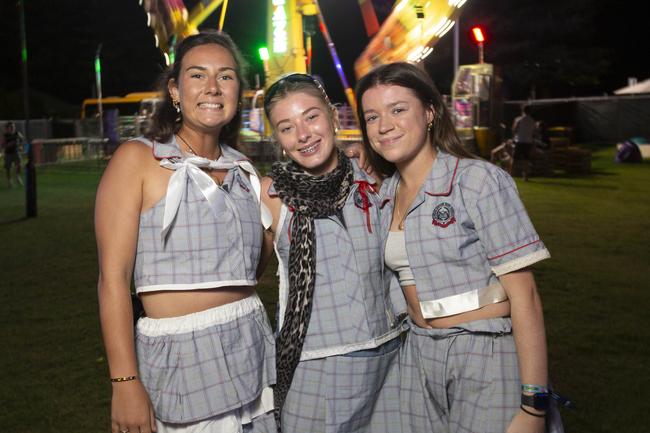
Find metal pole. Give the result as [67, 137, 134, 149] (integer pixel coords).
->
[478, 41, 484, 64]
[312, 0, 357, 114]
[453, 17, 459, 75]
[20, 0, 37, 217]
[218, 0, 229, 30]
[95, 44, 104, 139]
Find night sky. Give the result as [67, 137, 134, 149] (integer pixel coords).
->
[0, 0, 647, 117]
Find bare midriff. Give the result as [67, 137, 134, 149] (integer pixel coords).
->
[402, 284, 511, 329]
[141, 286, 256, 319]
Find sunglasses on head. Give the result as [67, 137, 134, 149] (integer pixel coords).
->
[265, 73, 330, 105]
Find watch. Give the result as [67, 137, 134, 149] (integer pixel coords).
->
[521, 392, 550, 411]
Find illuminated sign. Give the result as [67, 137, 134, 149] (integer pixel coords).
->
[272, 0, 288, 53]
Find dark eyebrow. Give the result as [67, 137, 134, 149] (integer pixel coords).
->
[363, 100, 409, 115]
[184, 66, 237, 73]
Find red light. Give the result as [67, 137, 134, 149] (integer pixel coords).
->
[472, 27, 485, 43]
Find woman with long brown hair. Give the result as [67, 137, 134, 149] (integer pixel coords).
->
[356, 62, 563, 433]
[95, 31, 275, 433]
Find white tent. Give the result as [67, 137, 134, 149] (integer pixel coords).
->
[614, 78, 650, 95]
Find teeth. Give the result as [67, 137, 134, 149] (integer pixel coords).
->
[300, 143, 318, 154]
[199, 103, 223, 109]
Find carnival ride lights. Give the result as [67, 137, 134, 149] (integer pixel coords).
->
[140, 0, 228, 64]
[354, 0, 468, 78]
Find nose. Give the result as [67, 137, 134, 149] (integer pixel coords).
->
[378, 115, 393, 134]
[296, 122, 311, 143]
[205, 76, 222, 95]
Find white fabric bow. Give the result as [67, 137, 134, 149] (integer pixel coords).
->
[159, 155, 272, 240]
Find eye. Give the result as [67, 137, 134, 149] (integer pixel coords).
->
[392, 106, 406, 115]
[279, 125, 293, 134]
[365, 114, 378, 123]
[306, 113, 319, 121]
[190, 73, 204, 79]
[219, 73, 236, 81]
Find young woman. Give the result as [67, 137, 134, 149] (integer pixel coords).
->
[95, 31, 275, 433]
[260, 73, 402, 433]
[355, 62, 563, 433]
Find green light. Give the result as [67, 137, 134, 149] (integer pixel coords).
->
[258, 47, 269, 61]
[21, 47, 27, 63]
[95, 57, 101, 74]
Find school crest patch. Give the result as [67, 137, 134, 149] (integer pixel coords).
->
[432, 202, 456, 228]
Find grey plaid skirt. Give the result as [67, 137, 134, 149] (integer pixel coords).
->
[400, 317, 564, 433]
[136, 295, 276, 424]
[281, 337, 402, 433]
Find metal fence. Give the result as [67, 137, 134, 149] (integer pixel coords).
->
[30, 137, 108, 166]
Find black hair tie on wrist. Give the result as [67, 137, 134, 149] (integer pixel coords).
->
[520, 405, 546, 418]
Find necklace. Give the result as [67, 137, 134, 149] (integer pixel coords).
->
[176, 133, 221, 160]
[394, 182, 407, 231]
[175, 133, 223, 184]
[176, 133, 199, 156]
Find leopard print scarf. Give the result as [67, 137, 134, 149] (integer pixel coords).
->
[269, 149, 353, 429]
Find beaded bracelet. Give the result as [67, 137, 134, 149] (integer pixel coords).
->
[110, 375, 137, 383]
[520, 405, 546, 418]
[521, 384, 548, 393]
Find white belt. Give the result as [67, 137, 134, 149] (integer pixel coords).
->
[419, 282, 508, 319]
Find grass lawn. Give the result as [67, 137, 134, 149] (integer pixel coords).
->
[0, 146, 648, 432]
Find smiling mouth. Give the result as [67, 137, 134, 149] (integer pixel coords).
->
[299, 141, 320, 155]
[198, 102, 224, 110]
[379, 135, 404, 146]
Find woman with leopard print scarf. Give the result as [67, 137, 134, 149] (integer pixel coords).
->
[259, 74, 403, 433]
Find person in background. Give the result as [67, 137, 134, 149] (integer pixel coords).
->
[1, 121, 24, 188]
[510, 104, 536, 180]
[95, 30, 275, 433]
[356, 62, 564, 433]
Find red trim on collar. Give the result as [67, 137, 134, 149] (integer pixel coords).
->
[487, 240, 541, 260]
[267, 183, 279, 198]
[424, 157, 460, 197]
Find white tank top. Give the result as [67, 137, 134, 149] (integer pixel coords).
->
[385, 231, 415, 287]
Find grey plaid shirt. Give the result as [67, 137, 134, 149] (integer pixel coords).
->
[380, 151, 550, 315]
[273, 161, 401, 360]
[134, 137, 263, 292]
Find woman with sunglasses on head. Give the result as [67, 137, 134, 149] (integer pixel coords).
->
[259, 73, 402, 433]
[355, 62, 564, 433]
[95, 31, 275, 433]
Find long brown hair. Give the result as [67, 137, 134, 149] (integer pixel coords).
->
[146, 30, 248, 149]
[355, 62, 474, 177]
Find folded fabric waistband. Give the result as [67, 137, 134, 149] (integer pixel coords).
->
[419, 282, 508, 319]
[137, 294, 263, 336]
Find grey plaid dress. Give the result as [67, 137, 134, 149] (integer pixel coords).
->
[271, 160, 403, 433]
[380, 151, 563, 433]
[132, 137, 276, 429]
